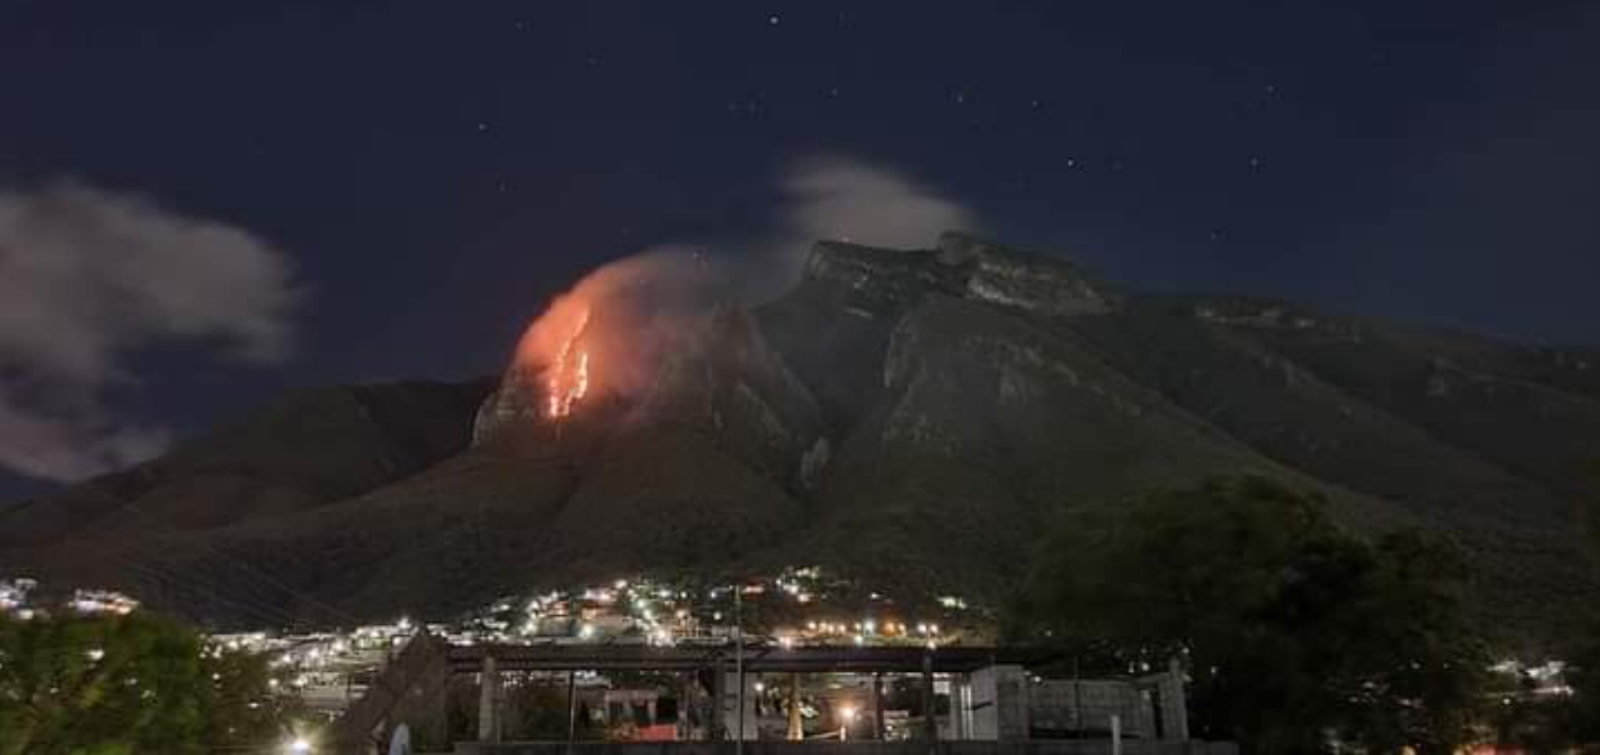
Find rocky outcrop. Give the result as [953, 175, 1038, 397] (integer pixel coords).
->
[939, 232, 1119, 316]
[472, 370, 538, 444]
[802, 240, 965, 314]
[803, 233, 1120, 319]
[636, 304, 825, 487]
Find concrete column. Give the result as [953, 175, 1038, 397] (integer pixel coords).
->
[680, 673, 693, 740]
[872, 674, 886, 741]
[722, 669, 759, 740]
[478, 655, 501, 743]
[1161, 657, 1190, 741]
[711, 659, 726, 741]
[787, 673, 804, 741]
[566, 669, 579, 744]
[952, 675, 971, 740]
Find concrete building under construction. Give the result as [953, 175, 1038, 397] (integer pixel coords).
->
[328, 637, 1231, 755]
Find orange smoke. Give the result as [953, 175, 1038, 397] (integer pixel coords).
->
[515, 288, 598, 420]
[509, 247, 730, 423]
[544, 308, 590, 418]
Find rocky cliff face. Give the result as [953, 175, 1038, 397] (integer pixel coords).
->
[632, 304, 825, 488]
[939, 232, 1120, 316]
[799, 232, 1119, 320]
[4, 232, 1596, 651]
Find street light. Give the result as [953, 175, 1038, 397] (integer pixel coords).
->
[839, 704, 858, 741]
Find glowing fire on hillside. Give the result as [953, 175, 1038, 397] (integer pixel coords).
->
[514, 288, 599, 421]
[507, 250, 716, 427]
[545, 309, 591, 418]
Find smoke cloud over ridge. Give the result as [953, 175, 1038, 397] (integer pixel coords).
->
[0, 180, 300, 481]
[742, 154, 980, 300]
[779, 155, 978, 258]
[503, 155, 976, 417]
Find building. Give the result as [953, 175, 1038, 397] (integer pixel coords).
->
[329, 639, 1229, 755]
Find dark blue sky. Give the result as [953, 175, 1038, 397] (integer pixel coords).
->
[2, 0, 1598, 497]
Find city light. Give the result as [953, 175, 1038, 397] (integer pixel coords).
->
[839, 704, 858, 741]
[287, 737, 312, 754]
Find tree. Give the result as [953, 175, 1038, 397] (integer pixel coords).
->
[0, 609, 295, 755]
[1008, 475, 1490, 754]
[203, 642, 303, 749]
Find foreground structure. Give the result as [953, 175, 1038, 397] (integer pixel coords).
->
[331, 636, 1225, 755]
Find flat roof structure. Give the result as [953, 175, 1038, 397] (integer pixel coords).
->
[446, 644, 1060, 675]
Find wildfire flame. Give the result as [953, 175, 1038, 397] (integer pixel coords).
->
[510, 251, 709, 427]
[544, 308, 591, 419]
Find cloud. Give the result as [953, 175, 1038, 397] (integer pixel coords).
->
[0, 179, 299, 482]
[779, 154, 978, 251]
[732, 154, 980, 301]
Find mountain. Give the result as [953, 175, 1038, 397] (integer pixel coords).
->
[2, 232, 1595, 650]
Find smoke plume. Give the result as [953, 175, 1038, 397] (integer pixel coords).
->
[735, 154, 979, 300]
[506, 155, 977, 414]
[0, 180, 300, 481]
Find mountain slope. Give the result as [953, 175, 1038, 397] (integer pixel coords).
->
[2, 232, 1595, 650]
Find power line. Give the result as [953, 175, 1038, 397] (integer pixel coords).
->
[108, 545, 304, 630]
[72, 484, 363, 628]
[120, 501, 362, 627]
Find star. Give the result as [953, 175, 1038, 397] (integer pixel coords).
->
[1247, 156, 1263, 170]
[768, 14, 781, 26]
[476, 121, 492, 133]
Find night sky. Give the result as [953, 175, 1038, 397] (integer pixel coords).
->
[2, 0, 1598, 497]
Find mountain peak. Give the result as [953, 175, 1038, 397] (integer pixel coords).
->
[803, 232, 1119, 317]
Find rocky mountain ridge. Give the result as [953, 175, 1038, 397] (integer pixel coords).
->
[2, 232, 1595, 651]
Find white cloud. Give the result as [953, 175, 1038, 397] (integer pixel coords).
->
[732, 154, 979, 300]
[779, 154, 978, 250]
[0, 180, 299, 482]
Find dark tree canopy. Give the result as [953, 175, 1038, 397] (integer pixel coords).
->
[1008, 475, 1491, 754]
[0, 609, 296, 755]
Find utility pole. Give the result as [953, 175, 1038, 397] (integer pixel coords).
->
[566, 668, 578, 755]
[735, 581, 746, 753]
